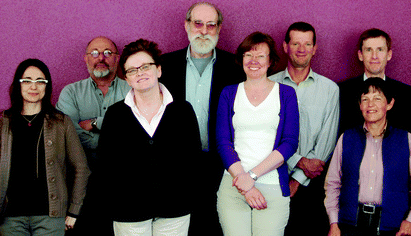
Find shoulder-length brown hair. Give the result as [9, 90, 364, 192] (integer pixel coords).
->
[235, 32, 280, 76]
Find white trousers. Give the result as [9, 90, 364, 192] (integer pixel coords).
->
[113, 214, 190, 236]
[217, 174, 290, 236]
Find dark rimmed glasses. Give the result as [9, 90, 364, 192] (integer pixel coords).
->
[125, 63, 156, 77]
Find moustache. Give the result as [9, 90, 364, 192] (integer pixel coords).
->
[94, 62, 109, 68]
[194, 34, 212, 41]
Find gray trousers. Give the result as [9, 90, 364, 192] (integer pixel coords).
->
[0, 215, 65, 236]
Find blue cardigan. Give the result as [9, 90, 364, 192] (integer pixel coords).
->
[216, 83, 299, 196]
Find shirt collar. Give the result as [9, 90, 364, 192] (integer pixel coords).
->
[124, 83, 174, 113]
[363, 121, 388, 138]
[363, 73, 386, 81]
[89, 76, 119, 89]
[282, 67, 315, 84]
[186, 46, 217, 63]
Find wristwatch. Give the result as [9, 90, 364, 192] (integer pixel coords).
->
[91, 118, 98, 132]
[248, 170, 258, 181]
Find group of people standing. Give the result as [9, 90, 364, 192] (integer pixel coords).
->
[0, 1, 411, 236]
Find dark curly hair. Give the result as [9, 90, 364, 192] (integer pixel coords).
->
[119, 39, 162, 76]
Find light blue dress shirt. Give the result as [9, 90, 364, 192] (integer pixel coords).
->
[185, 47, 216, 151]
[56, 76, 131, 153]
[269, 68, 340, 186]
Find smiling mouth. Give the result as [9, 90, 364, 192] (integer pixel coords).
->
[137, 78, 149, 83]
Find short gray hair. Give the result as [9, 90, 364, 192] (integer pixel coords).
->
[185, 2, 223, 25]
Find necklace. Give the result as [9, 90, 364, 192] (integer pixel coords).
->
[22, 113, 40, 127]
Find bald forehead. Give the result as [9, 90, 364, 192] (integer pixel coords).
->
[86, 37, 117, 52]
[191, 4, 218, 21]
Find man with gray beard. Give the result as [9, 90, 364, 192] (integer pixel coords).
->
[160, 2, 244, 236]
[57, 36, 130, 170]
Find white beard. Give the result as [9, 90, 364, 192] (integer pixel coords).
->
[189, 33, 218, 55]
[93, 69, 110, 78]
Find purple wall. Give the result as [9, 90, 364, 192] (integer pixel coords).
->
[1, 0, 410, 110]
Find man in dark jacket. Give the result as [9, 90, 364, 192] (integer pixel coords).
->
[339, 28, 411, 134]
[160, 2, 244, 235]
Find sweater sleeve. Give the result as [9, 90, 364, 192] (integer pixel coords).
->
[216, 86, 240, 170]
[275, 85, 299, 162]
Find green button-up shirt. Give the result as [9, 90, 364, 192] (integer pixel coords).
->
[269, 68, 340, 186]
[185, 47, 216, 151]
[56, 76, 130, 154]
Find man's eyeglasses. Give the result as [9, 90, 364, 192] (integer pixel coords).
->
[125, 63, 156, 77]
[19, 79, 48, 86]
[190, 20, 218, 31]
[86, 50, 118, 58]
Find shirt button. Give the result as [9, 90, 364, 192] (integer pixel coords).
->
[51, 210, 58, 216]
[49, 177, 56, 183]
[149, 140, 154, 145]
[46, 140, 53, 146]
[50, 194, 58, 200]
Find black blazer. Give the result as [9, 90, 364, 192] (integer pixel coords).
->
[339, 75, 411, 134]
[160, 47, 245, 152]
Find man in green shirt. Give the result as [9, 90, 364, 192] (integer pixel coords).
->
[56, 36, 130, 169]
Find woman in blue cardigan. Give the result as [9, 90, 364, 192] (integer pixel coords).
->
[216, 32, 299, 235]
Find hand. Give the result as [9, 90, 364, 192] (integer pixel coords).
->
[65, 216, 77, 230]
[244, 187, 267, 210]
[297, 157, 325, 179]
[289, 178, 300, 198]
[396, 220, 411, 236]
[233, 172, 255, 195]
[328, 223, 341, 236]
[79, 119, 94, 131]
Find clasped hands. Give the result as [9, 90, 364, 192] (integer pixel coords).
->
[233, 172, 267, 210]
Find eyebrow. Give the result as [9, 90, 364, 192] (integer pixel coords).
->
[23, 76, 46, 80]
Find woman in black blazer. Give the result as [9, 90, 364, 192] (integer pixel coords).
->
[94, 39, 202, 236]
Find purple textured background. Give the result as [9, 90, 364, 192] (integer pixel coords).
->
[1, 0, 410, 109]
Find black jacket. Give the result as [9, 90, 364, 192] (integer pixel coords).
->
[160, 47, 245, 153]
[339, 75, 411, 134]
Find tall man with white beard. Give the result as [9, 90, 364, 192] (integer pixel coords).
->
[160, 2, 244, 235]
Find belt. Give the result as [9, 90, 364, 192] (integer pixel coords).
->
[360, 203, 381, 215]
[357, 203, 382, 234]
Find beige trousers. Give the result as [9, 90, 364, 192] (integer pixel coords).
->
[113, 214, 190, 236]
[217, 174, 290, 236]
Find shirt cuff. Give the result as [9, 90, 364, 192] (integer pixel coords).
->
[291, 169, 310, 186]
[287, 153, 303, 172]
[329, 211, 339, 225]
[406, 211, 411, 223]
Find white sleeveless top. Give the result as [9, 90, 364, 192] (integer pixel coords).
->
[227, 82, 281, 185]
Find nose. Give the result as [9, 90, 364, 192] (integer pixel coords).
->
[30, 82, 38, 89]
[199, 25, 208, 35]
[297, 44, 305, 52]
[371, 50, 378, 59]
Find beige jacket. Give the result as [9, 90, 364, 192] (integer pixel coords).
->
[0, 112, 90, 217]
